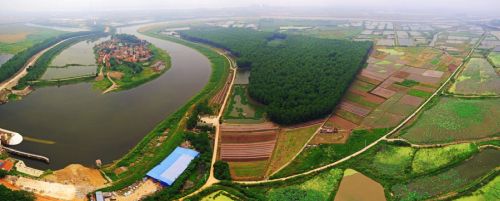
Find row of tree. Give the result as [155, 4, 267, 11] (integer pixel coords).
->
[181, 27, 372, 124]
[0, 31, 103, 84]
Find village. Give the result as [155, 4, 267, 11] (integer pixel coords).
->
[96, 34, 153, 69]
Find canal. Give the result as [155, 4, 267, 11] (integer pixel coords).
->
[0, 24, 211, 169]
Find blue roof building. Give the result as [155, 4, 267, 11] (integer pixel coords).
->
[146, 147, 199, 186]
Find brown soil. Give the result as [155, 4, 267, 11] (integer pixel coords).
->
[399, 95, 424, 106]
[334, 171, 386, 201]
[108, 71, 124, 80]
[43, 164, 107, 187]
[371, 87, 397, 98]
[350, 89, 386, 104]
[221, 131, 277, 143]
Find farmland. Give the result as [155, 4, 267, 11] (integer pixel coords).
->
[456, 176, 500, 201]
[219, 123, 279, 180]
[400, 97, 500, 144]
[267, 124, 320, 175]
[488, 52, 500, 67]
[0, 24, 65, 54]
[411, 143, 479, 174]
[448, 58, 500, 95]
[266, 168, 344, 201]
[391, 149, 500, 200]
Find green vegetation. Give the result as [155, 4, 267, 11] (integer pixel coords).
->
[401, 97, 500, 144]
[181, 27, 372, 124]
[448, 58, 500, 95]
[187, 101, 214, 130]
[392, 149, 499, 200]
[0, 24, 64, 54]
[487, 52, 500, 67]
[372, 145, 415, 176]
[0, 169, 8, 178]
[15, 34, 106, 89]
[396, 79, 420, 87]
[201, 190, 239, 201]
[223, 85, 264, 121]
[214, 161, 232, 180]
[273, 128, 391, 178]
[0, 185, 34, 201]
[407, 88, 432, 98]
[412, 143, 479, 174]
[0, 31, 101, 83]
[267, 168, 343, 201]
[456, 176, 500, 201]
[99, 29, 229, 194]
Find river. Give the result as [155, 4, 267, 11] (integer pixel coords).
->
[0, 24, 211, 170]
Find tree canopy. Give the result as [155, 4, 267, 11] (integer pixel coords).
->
[181, 27, 372, 124]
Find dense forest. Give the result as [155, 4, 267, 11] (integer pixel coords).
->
[180, 27, 372, 124]
[0, 31, 103, 83]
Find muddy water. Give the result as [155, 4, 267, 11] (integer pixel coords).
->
[0, 24, 211, 169]
[334, 170, 386, 201]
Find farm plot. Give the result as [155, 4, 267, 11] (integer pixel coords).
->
[223, 85, 265, 124]
[400, 97, 500, 144]
[201, 190, 240, 201]
[392, 149, 500, 200]
[334, 169, 386, 201]
[268, 124, 320, 175]
[411, 143, 479, 174]
[488, 52, 500, 67]
[0, 24, 64, 54]
[371, 144, 415, 177]
[310, 115, 359, 144]
[455, 176, 500, 201]
[448, 58, 500, 95]
[210, 70, 234, 108]
[219, 123, 279, 180]
[267, 168, 344, 201]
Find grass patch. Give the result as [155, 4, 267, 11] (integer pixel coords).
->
[229, 161, 268, 179]
[273, 128, 391, 178]
[372, 145, 415, 176]
[268, 125, 320, 175]
[223, 85, 265, 121]
[455, 176, 500, 201]
[407, 88, 432, 98]
[411, 143, 479, 174]
[396, 79, 419, 87]
[487, 52, 500, 67]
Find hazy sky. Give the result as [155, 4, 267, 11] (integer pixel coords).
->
[0, 0, 498, 13]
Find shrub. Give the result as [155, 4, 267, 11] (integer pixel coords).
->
[214, 161, 231, 180]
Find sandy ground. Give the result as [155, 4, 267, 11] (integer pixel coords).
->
[115, 179, 161, 201]
[14, 176, 77, 200]
[15, 160, 44, 177]
[43, 164, 107, 187]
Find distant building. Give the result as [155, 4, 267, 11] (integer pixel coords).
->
[146, 147, 199, 186]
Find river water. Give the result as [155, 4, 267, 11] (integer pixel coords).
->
[0, 24, 211, 169]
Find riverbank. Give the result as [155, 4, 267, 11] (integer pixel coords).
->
[97, 27, 229, 192]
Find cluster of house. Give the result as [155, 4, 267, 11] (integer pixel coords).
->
[96, 38, 153, 69]
[320, 126, 339, 134]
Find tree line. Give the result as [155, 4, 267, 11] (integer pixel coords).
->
[0, 31, 105, 85]
[180, 27, 372, 124]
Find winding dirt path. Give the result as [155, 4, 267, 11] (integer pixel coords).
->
[102, 72, 118, 94]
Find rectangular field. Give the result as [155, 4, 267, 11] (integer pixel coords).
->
[448, 58, 500, 95]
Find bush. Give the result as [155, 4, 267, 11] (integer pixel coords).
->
[0, 169, 8, 178]
[214, 161, 231, 180]
[0, 185, 35, 201]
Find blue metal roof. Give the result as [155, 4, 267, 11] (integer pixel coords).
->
[146, 147, 199, 186]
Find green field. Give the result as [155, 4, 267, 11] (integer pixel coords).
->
[448, 58, 500, 95]
[456, 176, 500, 201]
[488, 52, 500, 67]
[411, 143, 479, 174]
[392, 149, 499, 200]
[267, 168, 343, 201]
[201, 190, 238, 201]
[0, 24, 65, 54]
[273, 128, 391, 178]
[372, 145, 415, 176]
[401, 97, 500, 144]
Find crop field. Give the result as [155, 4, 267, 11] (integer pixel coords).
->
[310, 115, 358, 144]
[266, 168, 344, 201]
[228, 160, 268, 180]
[448, 58, 500, 95]
[0, 24, 64, 54]
[434, 31, 482, 57]
[273, 128, 390, 178]
[267, 124, 320, 175]
[488, 52, 500, 67]
[400, 97, 500, 144]
[201, 190, 239, 201]
[456, 176, 500, 201]
[219, 123, 279, 180]
[223, 85, 265, 123]
[411, 143, 478, 174]
[372, 144, 415, 176]
[392, 149, 500, 200]
[334, 169, 386, 201]
[210, 70, 234, 109]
